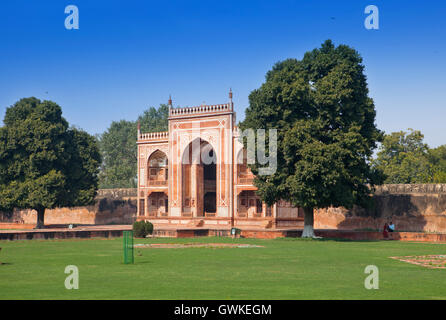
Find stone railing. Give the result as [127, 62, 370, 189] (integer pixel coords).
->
[169, 103, 232, 117]
[238, 178, 254, 185]
[96, 188, 137, 199]
[138, 131, 169, 141]
[95, 185, 446, 199]
[148, 180, 168, 187]
[374, 184, 446, 194]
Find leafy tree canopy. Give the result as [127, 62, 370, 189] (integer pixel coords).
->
[239, 40, 383, 237]
[138, 104, 169, 133]
[429, 145, 446, 183]
[373, 129, 446, 183]
[98, 104, 168, 188]
[0, 97, 101, 228]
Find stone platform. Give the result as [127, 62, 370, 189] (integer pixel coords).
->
[0, 224, 132, 241]
[0, 223, 35, 230]
[1, 224, 446, 242]
[155, 228, 446, 242]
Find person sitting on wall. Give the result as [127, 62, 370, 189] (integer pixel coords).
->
[388, 221, 395, 232]
[383, 223, 389, 239]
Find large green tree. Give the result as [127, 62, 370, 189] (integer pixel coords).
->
[98, 104, 168, 188]
[0, 98, 101, 228]
[428, 145, 446, 183]
[239, 40, 383, 237]
[98, 120, 137, 188]
[373, 129, 446, 183]
[138, 104, 169, 133]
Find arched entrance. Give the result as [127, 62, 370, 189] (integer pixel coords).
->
[181, 138, 217, 217]
[147, 150, 168, 186]
[147, 150, 168, 217]
[236, 148, 255, 185]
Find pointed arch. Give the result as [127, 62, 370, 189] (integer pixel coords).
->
[181, 138, 217, 217]
[146, 149, 168, 217]
[147, 149, 168, 167]
[236, 148, 254, 185]
[147, 149, 168, 187]
[180, 137, 217, 165]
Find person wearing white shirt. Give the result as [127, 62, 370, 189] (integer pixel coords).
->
[388, 222, 395, 232]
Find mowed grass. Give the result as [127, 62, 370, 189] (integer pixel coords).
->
[0, 236, 446, 300]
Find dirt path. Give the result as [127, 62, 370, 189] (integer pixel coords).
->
[134, 243, 264, 249]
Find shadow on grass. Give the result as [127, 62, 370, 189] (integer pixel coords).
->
[313, 237, 382, 243]
[275, 236, 382, 243]
[133, 260, 155, 265]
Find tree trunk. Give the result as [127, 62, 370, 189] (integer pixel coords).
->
[35, 207, 45, 229]
[301, 207, 315, 238]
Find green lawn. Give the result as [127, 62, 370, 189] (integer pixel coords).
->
[0, 236, 445, 299]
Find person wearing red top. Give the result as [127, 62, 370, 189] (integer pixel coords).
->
[383, 223, 389, 239]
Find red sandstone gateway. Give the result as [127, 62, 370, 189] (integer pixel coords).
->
[136, 91, 304, 230]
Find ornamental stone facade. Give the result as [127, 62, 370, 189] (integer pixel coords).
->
[136, 91, 304, 229]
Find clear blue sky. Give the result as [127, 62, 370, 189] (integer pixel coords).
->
[1, 0, 445, 147]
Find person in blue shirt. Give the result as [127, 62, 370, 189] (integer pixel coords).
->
[388, 221, 395, 232]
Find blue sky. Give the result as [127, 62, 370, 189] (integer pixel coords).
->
[0, 0, 445, 147]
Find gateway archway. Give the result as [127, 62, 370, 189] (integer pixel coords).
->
[181, 138, 217, 217]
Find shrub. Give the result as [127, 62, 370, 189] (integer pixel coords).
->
[144, 221, 153, 235]
[133, 221, 146, 238]
[133, 221, 154, 238]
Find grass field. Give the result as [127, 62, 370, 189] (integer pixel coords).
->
[1, 236, 445, 299]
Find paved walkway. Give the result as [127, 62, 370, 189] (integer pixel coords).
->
[0, 224, 132, 234]
[2, 224, 446, 242]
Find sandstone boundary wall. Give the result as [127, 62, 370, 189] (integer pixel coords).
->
[2, 185, 446, 232]
[315, 184, 446, 232]
[0, 188, 137, 226]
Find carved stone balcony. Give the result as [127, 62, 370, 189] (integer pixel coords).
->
[169, 103, 233, 118]
[138, 131, 169, 141]
[238, 177, 254, 185]
[148, 180, 168, 187]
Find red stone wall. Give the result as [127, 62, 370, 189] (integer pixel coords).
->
[315, 184, 446, 233]
[0, 188, 137, 227]
[2, 184, 446, 232]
